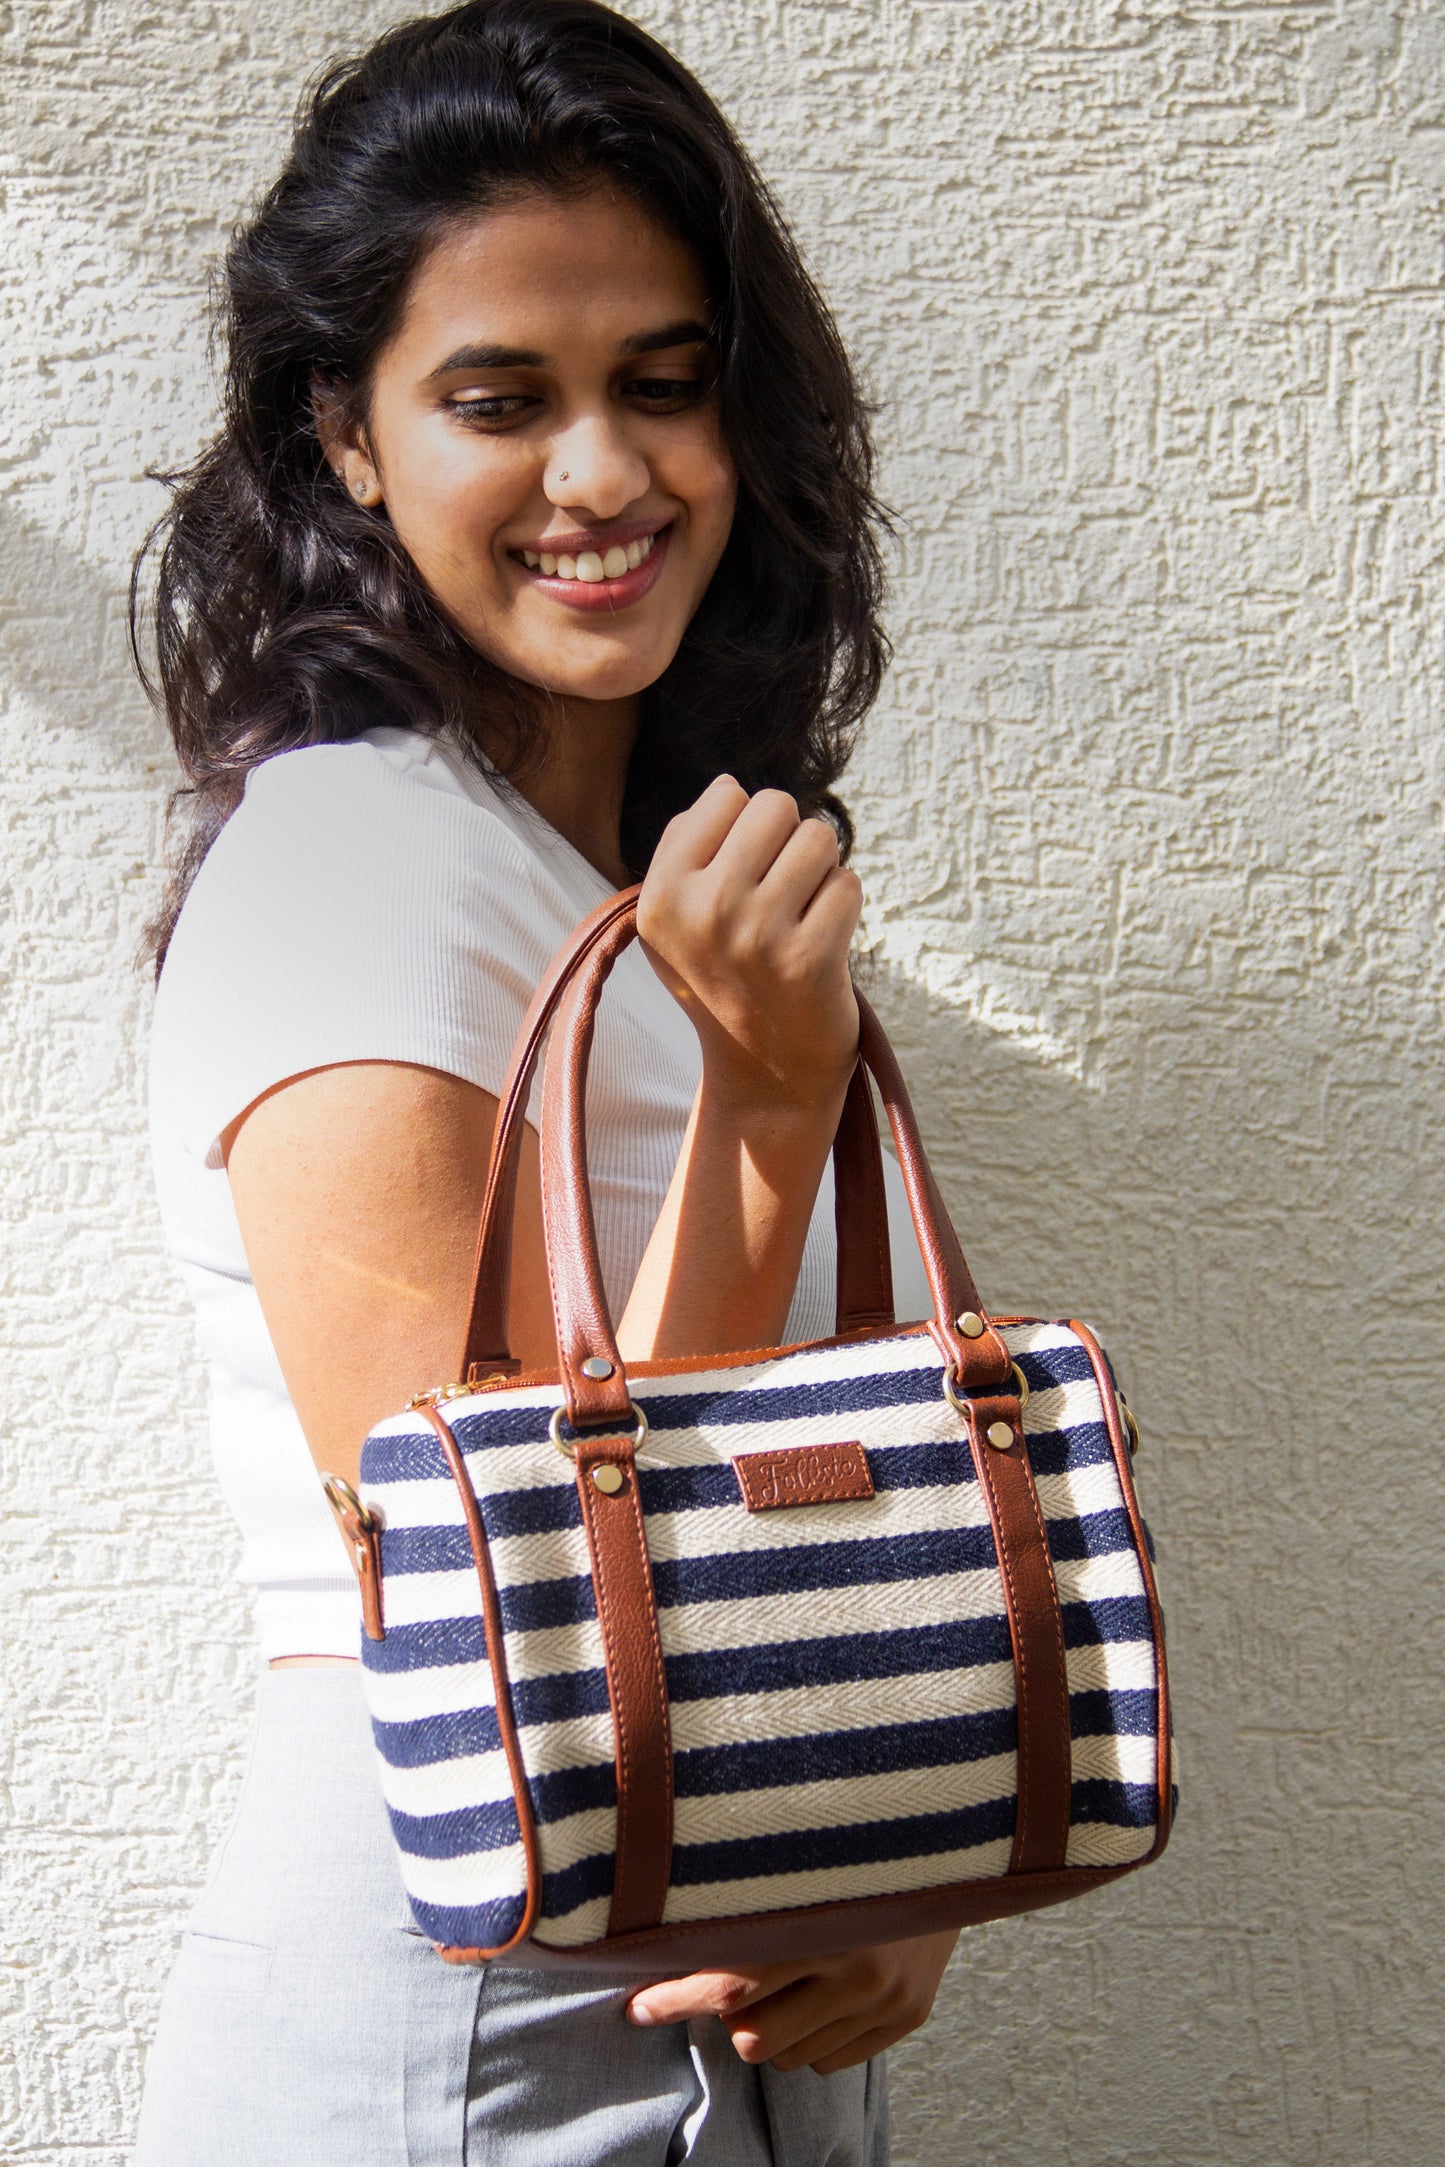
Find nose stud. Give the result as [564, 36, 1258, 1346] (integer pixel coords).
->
[559, 470, 569, 483]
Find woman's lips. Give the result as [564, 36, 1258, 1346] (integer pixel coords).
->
[512, 524, 671, 611]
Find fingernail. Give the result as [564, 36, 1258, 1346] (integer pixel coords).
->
[628, 2001, 657, 2026]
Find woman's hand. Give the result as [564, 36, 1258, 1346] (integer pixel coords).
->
[616, 774, 864, 1362]
[636, 775, 862, 1113]
[626, 1932, 959, 2074]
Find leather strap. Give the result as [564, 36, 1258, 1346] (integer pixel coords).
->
[571, 1431, 674, 1935]
[853, 996, 1012, 1393]
[419, 1403, 543, 1957]
[461, 888, 640, 1379]
[961, 1391, 1072, 1873]
[460, 888, 893, 1379]
[541, 925, 635, 1424]
[534, 912, 1013, 1431]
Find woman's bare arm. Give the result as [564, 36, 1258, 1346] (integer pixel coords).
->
[222, 1062, 552, 1487]
[224, 777, 860, 1481]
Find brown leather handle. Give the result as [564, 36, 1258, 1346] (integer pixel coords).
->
[534, 900, 1013, 1433]
[459, 886, 893, 1379]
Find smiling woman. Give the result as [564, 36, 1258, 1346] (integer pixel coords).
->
[308, 190, 739, 878]
[130, 4, 932, 2163]
[135, 0, 886, 959]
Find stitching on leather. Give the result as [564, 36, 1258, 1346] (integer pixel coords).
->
[592, 1477, 636, 1923]
[584, 1458, 671, 1933]
[1010, 1401, 1070, 1867]
[978, 1436, 1031, 1866]
[622, 1467, 672, 1922]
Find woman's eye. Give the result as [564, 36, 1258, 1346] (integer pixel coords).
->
[447, 394, 539, 428]
[624, 375, 706, 410]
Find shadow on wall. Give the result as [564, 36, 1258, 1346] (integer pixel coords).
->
[866, 951, 1441, 2156]
[0, 500, 167, 757]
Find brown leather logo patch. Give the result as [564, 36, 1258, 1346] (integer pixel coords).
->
[732, 1441, 874, 1512]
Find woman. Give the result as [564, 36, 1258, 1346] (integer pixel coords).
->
[134, 3, 954, 2159]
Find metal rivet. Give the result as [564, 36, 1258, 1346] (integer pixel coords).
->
[986, 1421, 1014, 1452]
[580, 1356, 615, 1380]
[591, 1463, 624, 1494]
[957, 1311, 985, 1339]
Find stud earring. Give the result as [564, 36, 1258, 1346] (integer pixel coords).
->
[559, 470, 569, 483]
[353, 479, 370, 501]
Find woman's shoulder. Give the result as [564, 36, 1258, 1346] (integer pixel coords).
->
[148, 728, 609, 1164]
[170, 728, 568, 947]
[221, 726, 516, 856]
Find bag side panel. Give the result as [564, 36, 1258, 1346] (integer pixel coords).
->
[363, 1388, 620, 1949]
[1010, 1323, 1164, 1869]
[356, 1412, 537, 1949]
[1067, 1320, 1175, 1858]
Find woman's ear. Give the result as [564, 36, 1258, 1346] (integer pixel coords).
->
[311, 375, 384, 509]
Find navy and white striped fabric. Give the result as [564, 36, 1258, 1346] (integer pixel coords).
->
[357, 1320, 1163, 1953]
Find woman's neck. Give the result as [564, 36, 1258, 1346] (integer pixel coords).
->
[509, 691, 637, 890]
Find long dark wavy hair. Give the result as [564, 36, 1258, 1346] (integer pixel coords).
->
[132, 0, 889, 969]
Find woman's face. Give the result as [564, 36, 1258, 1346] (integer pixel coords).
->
[329, 189, 737, 712]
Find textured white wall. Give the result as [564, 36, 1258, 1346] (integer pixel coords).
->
[2, 2, 1441, 2160]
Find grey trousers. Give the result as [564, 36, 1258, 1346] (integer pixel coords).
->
[133, 1666, 888, 2165]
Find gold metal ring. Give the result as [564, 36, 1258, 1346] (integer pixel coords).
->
[321, 1472, 376, 1532]
[942, 1361, 1030, 1417]
[1118, 1393, 1140, 1457]
[549, 1401, 650, 1463]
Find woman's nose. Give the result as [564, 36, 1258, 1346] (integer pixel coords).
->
[544, 418, 650, 522]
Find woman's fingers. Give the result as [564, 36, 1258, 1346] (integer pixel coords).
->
[636, 773, 862, 1103]
[797, 861, 863, 946]
[755, 815, 841, 920]
[802, 2023, 899, 2076]
[723, 1970, 866, 2064]
[627, 1965, 803, 2029]
[648, 773, 750, 881]
[703, 787, 802, 889]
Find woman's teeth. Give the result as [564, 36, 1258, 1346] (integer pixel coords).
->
[521, 532, 657, 581]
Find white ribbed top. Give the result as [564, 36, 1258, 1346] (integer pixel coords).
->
[148, 725, 928, 1660]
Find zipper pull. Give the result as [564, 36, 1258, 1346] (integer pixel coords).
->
[321, 1474, 385, 1641]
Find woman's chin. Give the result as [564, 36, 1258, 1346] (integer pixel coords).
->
[499, 643, 679, 711]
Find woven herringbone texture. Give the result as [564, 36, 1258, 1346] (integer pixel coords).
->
[357, 1320, 1162, 1952]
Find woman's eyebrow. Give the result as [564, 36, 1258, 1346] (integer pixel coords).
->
[618, 318, 711, 356]
[426, 341, 544, 378]
[425, 319, 710, 381]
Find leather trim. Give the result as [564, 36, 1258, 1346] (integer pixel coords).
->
[434, 1863, 1132, 1974]
[418, 1403, 543, 1958]
[572, 1431, 674, 1934]
[733, 1440, 874, 1511]
[462, 887, 641, 1377]
[542, 927, 637, 1426]
[462, 895, 896, 1378]
[432, 1322, 937, 1412]
[1068, 1320, 1175, 1862]
[961, 1390, 1072, 1873]
[537, 944, 1017, 1435]
[854, 994, 1012, 1395]
[625, 1323, 931, 1378]
[333, 1504, 385, 1641]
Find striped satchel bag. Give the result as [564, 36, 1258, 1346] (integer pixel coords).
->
[328, 887, 1174, 1970]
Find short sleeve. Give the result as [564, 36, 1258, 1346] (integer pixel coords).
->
[150, 740, 582, 1168]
